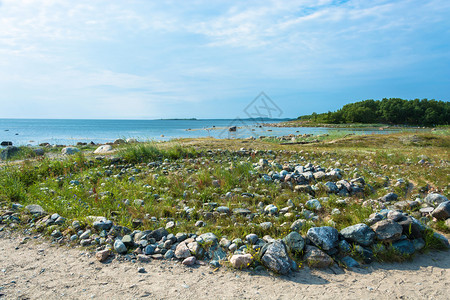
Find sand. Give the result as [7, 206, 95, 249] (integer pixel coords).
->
[0, 231, 449, 300]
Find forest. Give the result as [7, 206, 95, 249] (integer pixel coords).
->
[298, 98, 449, 126]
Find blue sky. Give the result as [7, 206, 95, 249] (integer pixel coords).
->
[0, 0, 449, 119]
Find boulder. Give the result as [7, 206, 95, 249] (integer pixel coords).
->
[425, 193, 448, 205]
[33, 148, 45, 156]
[229, 253, 253, 269]
[0, 146, 20, 160]
[283, 232, 305, 253]
[431, 201, 450, 220]
[371, 219, 403, 242]
[175, 242, 191, 259]
[261, 240, 292, 275]
[114, 239, 127, 254]
[304, 245, 333, 268]
[397, 216, 424, 239]
[340, 223, 375, 247]
[25, 204, 46, 216]
[306, 226, 339, 251]
[391, 240, 415, 255]
[93, 145, 113, 154]
[380, 192, 398, 203]
[198, 232, 218, 245]
[61, 147, 80, 155]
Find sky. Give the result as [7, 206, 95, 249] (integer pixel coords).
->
[0, 0, 449, 119]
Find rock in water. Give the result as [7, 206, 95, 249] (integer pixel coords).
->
[304, 245, 333, 268]
[283, 232, 305, 253]
[340, 223, 375, 246]
[371, 219, 403, 242]
[306, 226, 339, 251]
[93, 145, 113, 154]
[261, 240, 292, 275]
[229, 254, 253, 269]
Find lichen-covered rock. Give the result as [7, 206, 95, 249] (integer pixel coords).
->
[304, 245, 333, 268]
[283, 232, 305, 253]
[340, 223, 375, 246]
[306, 226, 339, 251]
[431, 201, 450, 220]
[261, 240, 292, 275]
[371, 219, 403, 242]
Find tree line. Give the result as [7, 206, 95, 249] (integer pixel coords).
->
[298, 98, 449, 126]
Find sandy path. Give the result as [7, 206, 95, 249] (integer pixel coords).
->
[0, 231, 449, 300]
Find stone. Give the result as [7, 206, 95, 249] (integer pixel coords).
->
[148, 227, 169, 241]
[431, 201, 450, 220]
[324, 182, 339, 194]
[425, 193, 448, 205]
[93, 145, 113, 154]
[79, 230, 91, 240]
[397, 216, 424, 239]
[391, 240, 415, 255]
[260, 222, 273, 230]
[113, 139, 125, 144]
[25, 204, 46, 216]
[164, 249, 175, 259]
[380, 192, 398, 203]
[166, 221, 175, 230]
[138, 267, 146, 273]
[306, 226, 339, 251]
[354, 245, 374, 263]
[261, 240, 292, 275]
[93, 219, 113, 231]
[283, 232, 305, 253]
[304, 246, 333, 268]
[290, 219, 305, 232]
[216, 206, 230, 214]
[371, 219, 403, 242]
[229, 253, 253, 269]
[433, 232, 450, 248]
[340, 223, 375, 246]
[305, 199, 322, 210]
[175, 242, 191, 259]
[198, 232, 218, 245]
[0, 141, 12, 146]
[245, 234, 259, 245]
[182, 256, 197, 266]
[95, 249, 111, 262]
[0, 146, 19, 160]
[387, 210, 405, 222]
[340, 256, 360, 268]
[338, 240, 352, 253]
[144, 245, 156, 255]
[33, 148, 45, 156]
[114, 239, 127, 254]
[264, 204, 278, 215]
[412, 238, 426, 251]
[61, 147, 80, 155]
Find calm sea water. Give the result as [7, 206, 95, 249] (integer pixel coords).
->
[0, 119, 401, 146]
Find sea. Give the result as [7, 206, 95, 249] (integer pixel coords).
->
[0, 118, 405, 146]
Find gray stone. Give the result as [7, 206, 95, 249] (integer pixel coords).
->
[340, 256, 360, 268]
[306, 226, 339, 251]
[261, 240, 292, 275]
[33, 148, 45, 156]
[338, 240, 352, 253]
[0, 146, 19, 160]
[425, 193, 448, 205]
[246, 234, 259, 245]
[340, 223, 375, 246]
[79, 230, 91, 240]
[25, 204, 46, 216]
[144, 245, 156, 255]
[431, 201, 450, 220]
[304, 245, 333, 268]
[283, 232, 305, 253]
[216, 206, 230, 214]
[380, 192, 398, 203]
[290, 219, 305, 232]
[391, 240, 415, 255]
[93, 219, 113, 231]
[324, 182, 339, 194]
[433, 232, 450, 248]
[260, 222, 273, 230]
[61, 147, 80, 155]
[371, 219, 403, 242]
[233, 208, 252, 216]
[114, 239, 127, 254]
[412, 238, 425, 251]
[198, 232, 218, 245]
[164, 249, 175, 259]
[93, 145, 113, 154]
[305, 199, 321, 210]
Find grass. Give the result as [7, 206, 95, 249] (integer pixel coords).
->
[0, 130, 449, 263]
